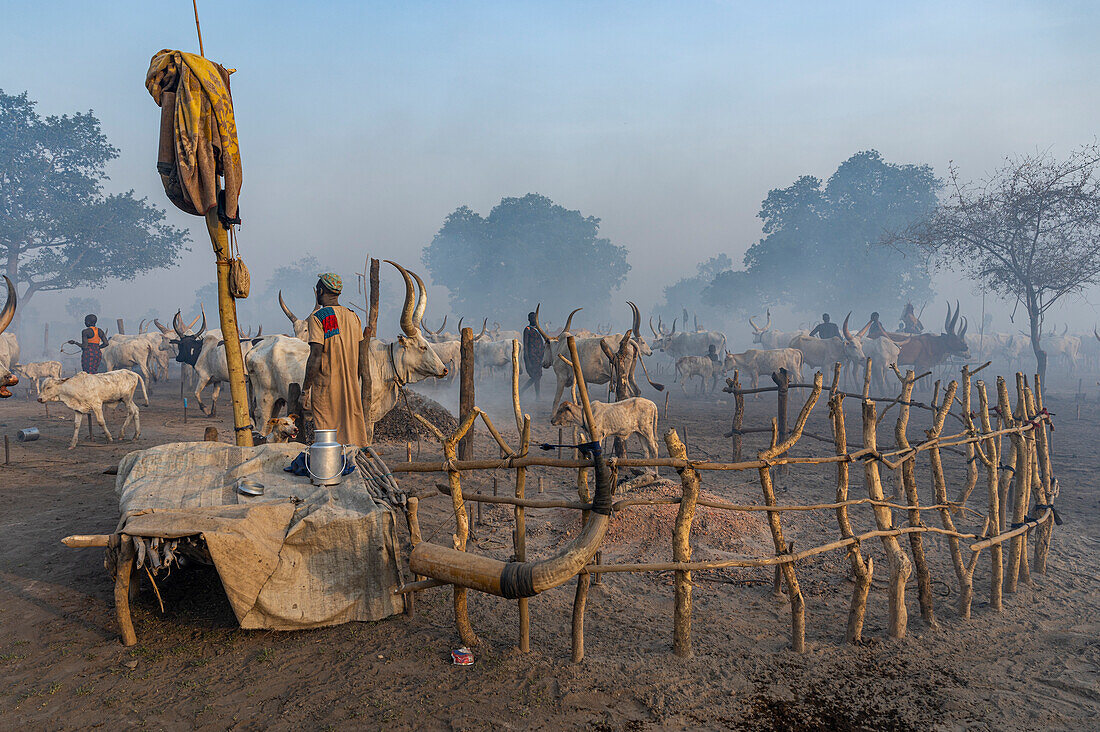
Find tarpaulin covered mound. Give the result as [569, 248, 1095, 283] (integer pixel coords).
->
[374, 391, 458, 442]
[602, 480, 773, 564]
[115, 442, 405, 630]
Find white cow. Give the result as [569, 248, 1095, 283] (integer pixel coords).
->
[15, 361, 63, 396]
[38, 370, 148, 448]
[550, 397, 660, 463]
[726, 348, 804, 389]
[748, 311, 805, 350]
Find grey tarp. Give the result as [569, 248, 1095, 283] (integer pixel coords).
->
[115, 442, 405, 630]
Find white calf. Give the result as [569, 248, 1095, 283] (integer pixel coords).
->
[551, 397, 660, 462]
[38, 370, 148, 449]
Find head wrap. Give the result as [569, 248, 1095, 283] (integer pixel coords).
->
[317, 273, 342, 294]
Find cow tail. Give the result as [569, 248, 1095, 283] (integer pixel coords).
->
[136, 373, 149, 406]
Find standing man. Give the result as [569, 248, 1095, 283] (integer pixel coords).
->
[301, 273, 369, 446]
[809, 313, 840, 339]
[520, 311, 545, 398]
[68, 314, 109, 374]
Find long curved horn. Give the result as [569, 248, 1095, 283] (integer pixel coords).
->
[457, 316, 465, 336]
[138, 319, 147, 334]
[154, 318, 170, 334]
[279, 290, 298, 324]
[764, 309, 771, 331]
[431, 315, 447, 335]
[474, 318, 488, 341]
[533, 304, 551, 342]
[1094, 326, 1100, 343]
[628, 301, 641, 342]
[748, 315, 760, 333]
[172, 310, 186, 338]
[958, 316, 968, 339]
[410, 270, 428, 330]
[0, 276, 16, 336]
[649, 316, 658, 338]
[557, 308, 582, 336]
[256, 325, 263, 337]
[951, 300, 960, 333]
[186, 310, 202, 332]
[385, 260, 419, 337]
[669, 318, 677, 336]
[409, 455, 613, 598]
[1062, 323, 1068, 336]
[842, 312, 854, 341]
[195, 304, 207, 337]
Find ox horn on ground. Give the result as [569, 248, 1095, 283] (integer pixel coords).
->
[386, 260, 420, 337]
[279, 291, 298, 324]
[0, 276, 16, 336]
[410, 454, 613, 598]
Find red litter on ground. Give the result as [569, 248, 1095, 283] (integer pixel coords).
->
[451, 647, 474, 666]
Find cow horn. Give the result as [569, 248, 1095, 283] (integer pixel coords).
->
[172, 310, 186, 338]
[958, 316, 968, 339]
[138, 319, 147, 334]
[649, 316, 658, 338]
[186, 310, 202, 332]
[1094, 326, 1100, 343]
[429, 315, 447, 334]
[842, 312, 854, 342]
[457, 316, 465, 335]
[748, 315, 760, 333]
[410, 270, 428, 329]
[154, 318, 170, 334]
[0, 276, 15, 336]
[1062, 323, 1068, 336]
[628, 301, 641, 342]
[256, 325, 262, 337]
[951, 300, 961, 333]
[279, 290, 298, 324]
[474, 318, 488, 341]
[195, 304, 207, 337]
[558, 308, 582, 337]
[385, 261, 419, 337]
[533, 304, 552, 342]
[764, 309, 771, 331]
[669, 318, 677, 336]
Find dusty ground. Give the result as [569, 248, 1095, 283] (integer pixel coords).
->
[0, 365, 1097, 730]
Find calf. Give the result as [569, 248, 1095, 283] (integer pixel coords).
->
[38, 370, 148, 449]
[675, 355, 728, 395]
[15, 361, 63, 396]
[550, 397, 660, 464]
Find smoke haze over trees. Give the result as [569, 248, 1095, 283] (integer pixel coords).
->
[423, 193, 630, 324]
[660, 151, 939, 324]
[0, 90, 189, 319]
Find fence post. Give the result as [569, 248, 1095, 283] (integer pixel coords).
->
[666, 428, 700, 657]
[730, 370, 744, 462]
[976, 381, 1003, 612]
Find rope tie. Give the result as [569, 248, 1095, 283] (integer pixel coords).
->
[1034, 503, 1063, 525]
[442, 458, 459, 473]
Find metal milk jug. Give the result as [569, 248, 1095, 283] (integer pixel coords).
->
[305, 428, 348, 486]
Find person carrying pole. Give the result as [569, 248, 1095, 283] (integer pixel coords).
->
[69, 314, 109, 374]
[301, 274, 369, 446]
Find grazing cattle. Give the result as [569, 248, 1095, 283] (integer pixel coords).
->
[0, 276, 17, 397]
[748, 311, 805, 350]
[675, 354, 731, 394]
[651, 317, 727, 360]
[550, 397, 660, 464]
[537, 303, 658, 408]
[38, 370, 148, 449]
[247, 261, 449, 432]
[14, 361, 63, 395]
[892, 302, 970, 372]
[726, 348, 803, 389]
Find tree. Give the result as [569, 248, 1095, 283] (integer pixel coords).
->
[704, 151, 939, 317]
[65, 296, 102, 321]
[659, 254, 736, 322]
[422, 193, 630, 321]
[888, 145, 1100, 380]
[0, 90, 189, 316]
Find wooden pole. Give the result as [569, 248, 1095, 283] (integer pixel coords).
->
[730, 370, 744, 462]
[459, 327, 475, 461]
[894, 369, 936, 628]
[976, 381, 1002, 612]
[43, 322, 49, 357]
[515, 416, 531, 652]
[3, 434, 8, 465]
[830, 390, 872, 643]
[667, 428, 700, 657]
[359, 257, 379, 444]
[114, 536, 138, 646]
[1031, 374, 1056, 573]
[205, 211, 252, 446]
[862, 396, 911, 638]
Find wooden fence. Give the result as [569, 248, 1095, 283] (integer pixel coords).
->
[390, 337, 1061, 661]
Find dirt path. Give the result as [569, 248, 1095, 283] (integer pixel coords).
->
[0, 373, 1096, 730]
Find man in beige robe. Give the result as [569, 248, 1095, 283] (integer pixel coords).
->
[301, 273, 369, 446]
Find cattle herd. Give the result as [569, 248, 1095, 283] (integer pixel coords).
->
[0, 267, 1097, 452]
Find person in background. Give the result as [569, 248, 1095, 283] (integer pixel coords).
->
[863, 311, 888, 339]
[301, 273, 369, 446]
[809, 313, 840, 339]
[68, 314, 108, 373]
[520, 311, 545, 398]
[707, 343, 719, 363]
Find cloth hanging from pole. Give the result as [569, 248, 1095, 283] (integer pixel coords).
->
[146, 49, 242, 222]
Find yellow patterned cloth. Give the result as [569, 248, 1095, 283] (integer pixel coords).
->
[146, 49, 242, 220]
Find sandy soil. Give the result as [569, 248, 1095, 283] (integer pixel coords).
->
[0, 367, 1097, 730]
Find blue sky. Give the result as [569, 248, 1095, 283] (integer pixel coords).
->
[3, 1, 1097, 329]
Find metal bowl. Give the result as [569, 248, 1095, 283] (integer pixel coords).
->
[236, 478, 265, 496]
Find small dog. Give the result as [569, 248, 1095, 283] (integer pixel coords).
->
[254, 415, 299, 444]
